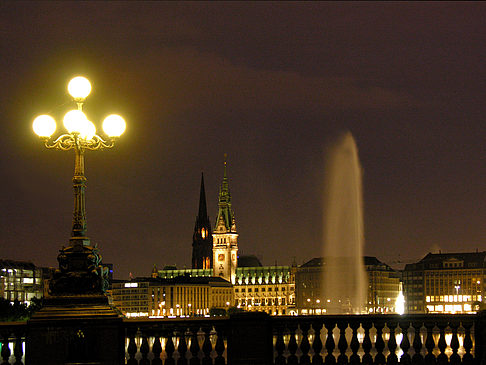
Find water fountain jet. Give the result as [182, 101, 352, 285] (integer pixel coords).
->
[321, 132, 367, 314]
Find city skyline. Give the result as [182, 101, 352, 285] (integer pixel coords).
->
[1, 2, 485, 278]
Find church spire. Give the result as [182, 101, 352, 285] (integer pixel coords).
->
[192, 172, 212, 269]
[198, 172, 209, 221]
[215, 155, 236, 233]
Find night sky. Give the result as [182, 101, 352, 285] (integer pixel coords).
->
[1, 2, 485, 278]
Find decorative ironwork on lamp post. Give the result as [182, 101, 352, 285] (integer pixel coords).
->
[33, 76, 126, 296]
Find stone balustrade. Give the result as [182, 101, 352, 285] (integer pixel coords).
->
[1, 312, 485, 364]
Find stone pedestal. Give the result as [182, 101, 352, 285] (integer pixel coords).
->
[26, 295, 124, 365]
[227, 312, 273, 365]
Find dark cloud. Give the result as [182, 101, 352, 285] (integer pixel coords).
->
[0, 2, 485, 277]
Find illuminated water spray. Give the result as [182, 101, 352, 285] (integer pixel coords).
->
[322, 132, 367, 314]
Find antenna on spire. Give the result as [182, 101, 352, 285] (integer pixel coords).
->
[223, 153, 228, 177]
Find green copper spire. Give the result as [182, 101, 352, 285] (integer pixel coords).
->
[215, 155, 236, 233]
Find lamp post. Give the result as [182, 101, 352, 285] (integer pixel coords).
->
[33, 76, 126, 296]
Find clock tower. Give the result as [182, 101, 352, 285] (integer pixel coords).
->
[213, 158, 238, 283]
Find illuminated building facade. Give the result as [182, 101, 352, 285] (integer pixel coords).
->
[212, 160, 238, 284]
[296, 257, 401, 314]
[111, 276, 233, 318]
[0, 260, 48, 305]
[403, 251, 486, 314]
[157, 262, 297, 315]
[234, 262, 297, 315]
[365, 256, 402, 313]
[192, 173, 213, 269]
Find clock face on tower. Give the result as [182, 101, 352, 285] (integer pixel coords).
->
[218, 254, 225, 261]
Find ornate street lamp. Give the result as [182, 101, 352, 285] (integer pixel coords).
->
[33, 76, 126, 296]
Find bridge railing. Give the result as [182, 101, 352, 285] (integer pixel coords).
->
[1, 312, 485, 364]
[121, 313, 484, 364]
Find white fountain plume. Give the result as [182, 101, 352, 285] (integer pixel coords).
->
[322, 132, 368, 314]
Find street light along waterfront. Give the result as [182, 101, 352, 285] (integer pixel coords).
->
[32, 76, 126, 295]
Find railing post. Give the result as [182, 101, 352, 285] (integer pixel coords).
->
[26, 295, 125, 365]
[475, 310, 486, 365]
[227, 312, 272, 365]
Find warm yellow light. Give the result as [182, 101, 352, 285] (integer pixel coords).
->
[68, 76, 91, 100]
[63, 110, 88, 134]
[33, 115, 56, 137]
[79, 120, 96, 140]
[102, 114, 126, 137]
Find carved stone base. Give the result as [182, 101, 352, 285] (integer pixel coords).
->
[26, 295, 124, 365]
[50, 244, 108, 296]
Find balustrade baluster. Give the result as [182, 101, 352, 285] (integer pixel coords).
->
[12, 330, 23, 365]
[398, 321, 411, 365]
[0, 331, 10, 365]
[448, 321, 460, 365]
[299, 322, 311, 364]
[126, 328, 138, 365]
[152, 335, 163, 365]
[177, 329, 188, 365]
[286, 323, 298, 365]
[323, 320, 336, 365]
[374, 322, 386, 365]
[274, 325, 286, 365]
[348, 322, 360, 365]
[201, 326, 213, 365]
[311, 321, 324, 365]
[461, 320, 474, 365]
[139, 335, 150, 365]
[386, 321, 398, 365]
[165, 331, 176, 365]
[436, 323, 447, 365]
[423, 322, 436, 365]
[189, 326, 201, 365]
[214, 325, 226, 365]
[336, 321, 348, 364]
[411, 322, 424, 365]
[361, 320, 373, 365]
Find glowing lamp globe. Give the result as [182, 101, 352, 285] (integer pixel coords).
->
[33, 115, 56, 137]
[68, 76, 91, 100]
[102, 114, 126, 137]
[79, 120, 96, 140]
[63, 110, 88, 134]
